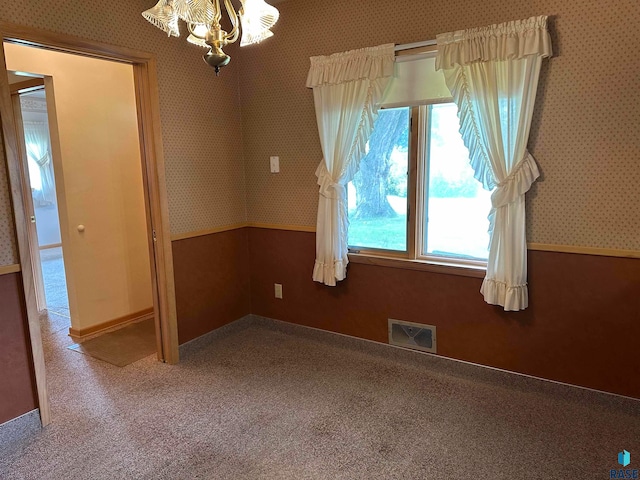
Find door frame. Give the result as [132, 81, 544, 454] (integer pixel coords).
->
[0, 22, 180, 427]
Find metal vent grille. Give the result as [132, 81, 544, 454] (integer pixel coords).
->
[388, 319, 436, 353]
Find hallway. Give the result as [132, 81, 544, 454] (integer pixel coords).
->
[39, 246, 69, 335]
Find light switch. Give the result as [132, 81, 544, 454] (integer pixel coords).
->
[270, 156, 280, 173]
[274, 283, 283, 299]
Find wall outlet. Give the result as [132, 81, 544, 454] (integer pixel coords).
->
[270, 156, 280, 173]
[274, 283, 283, 299]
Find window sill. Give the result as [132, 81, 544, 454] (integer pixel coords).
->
[348, 253, 486, 279]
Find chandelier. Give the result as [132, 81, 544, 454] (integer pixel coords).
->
[142, 0, 279, 75]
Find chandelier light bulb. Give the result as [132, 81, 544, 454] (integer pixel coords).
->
[191, 24, 209, 37]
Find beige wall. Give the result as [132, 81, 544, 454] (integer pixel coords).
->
[238, 0, 640, 251]
[5, 43, 153, 330]
[0, 0, 247, 240]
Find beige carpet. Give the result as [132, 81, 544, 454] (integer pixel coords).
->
[68, 318, 156, 367]
[2, 314, 639, 479]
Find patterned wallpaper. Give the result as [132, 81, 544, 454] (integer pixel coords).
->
[0, 0, 247, 240]
[238, 0, 640, 250]
[1, 0, 638, 256]
[0, 124, 18, 266]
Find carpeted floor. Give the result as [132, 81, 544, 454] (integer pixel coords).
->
[1, 315, 639, 479]
[40, 247, 70, 320]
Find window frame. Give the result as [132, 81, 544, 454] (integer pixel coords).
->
[346, 106, 412, 258]
[347, 102, 488, 278]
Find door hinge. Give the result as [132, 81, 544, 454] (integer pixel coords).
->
[152, 229, 157, 242]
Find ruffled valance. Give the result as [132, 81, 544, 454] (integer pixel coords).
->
[306, 43, 395, 88]
[436, 16, 552, 70]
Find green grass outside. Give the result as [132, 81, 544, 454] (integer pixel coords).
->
[348, 214, 407, 252]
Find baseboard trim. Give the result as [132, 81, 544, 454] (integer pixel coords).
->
[69, 308, 154, 341]
[178, 314, 253, 358]
[248, 315, 640, 408]
[39, 242, 62, 250]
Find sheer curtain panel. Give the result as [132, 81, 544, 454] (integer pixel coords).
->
[24, 120, 56, 205]
[436, 16, 552, 310]
[307, 44, 395, 286]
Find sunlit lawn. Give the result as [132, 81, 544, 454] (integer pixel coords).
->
[348, 196, 491, 258]
[348, 214, 407, 251]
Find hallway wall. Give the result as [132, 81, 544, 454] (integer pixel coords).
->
[5, 44, 154, 334]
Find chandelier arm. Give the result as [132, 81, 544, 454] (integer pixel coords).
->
[213, 0, 222, 24]
[187, 22, 206, 39]
[223, 0, 240, 43]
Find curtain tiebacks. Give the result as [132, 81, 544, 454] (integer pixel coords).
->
[490, 150, 540, 209]
[487, 151, 541, 238]
[316, 160, 346, 200]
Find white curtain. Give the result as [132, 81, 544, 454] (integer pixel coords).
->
[436, 16, 552, 310]
[23, 121, 56, 206]
[307, 44, 395, 286]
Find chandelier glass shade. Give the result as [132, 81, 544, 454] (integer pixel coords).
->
[142, 0, 279, 74]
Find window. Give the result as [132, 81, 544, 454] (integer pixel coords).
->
[421, 103, 492, 262]
[348, 107, 410, 252]
[347, 102, 491, 269]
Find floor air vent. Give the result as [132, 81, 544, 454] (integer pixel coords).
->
[388, 319, 436, 353]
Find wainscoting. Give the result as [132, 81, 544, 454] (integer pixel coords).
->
[3, 224, 638, 427]
[171, 227, 251, 344]
[248, 227, 640, 399]
[0, 272, 36, 424]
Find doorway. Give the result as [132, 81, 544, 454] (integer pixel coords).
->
[0, 22, 179, 427]
[12, 85, 70, 334]
[7, 45, 159, 346]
